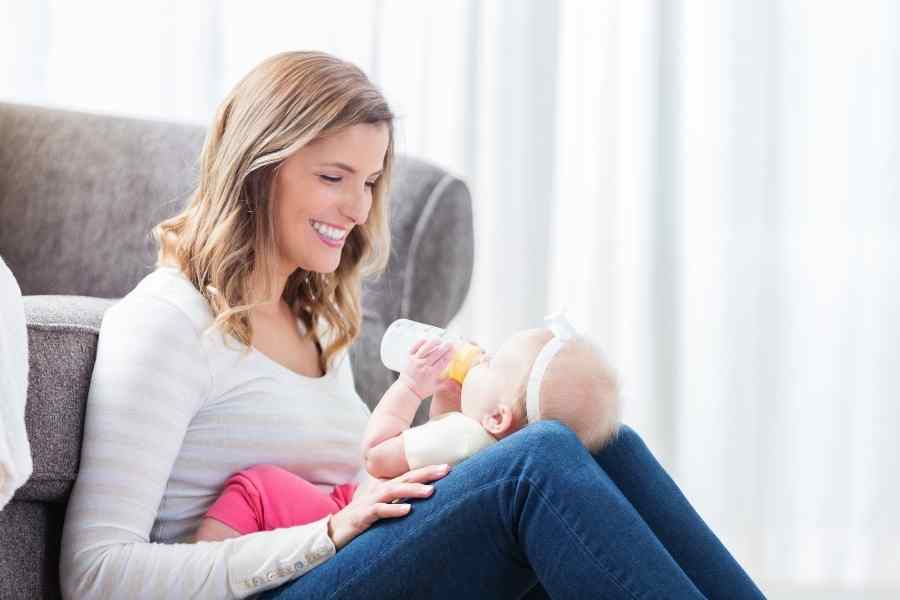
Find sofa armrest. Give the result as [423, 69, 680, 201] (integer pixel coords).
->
[15, 295, 117, 502]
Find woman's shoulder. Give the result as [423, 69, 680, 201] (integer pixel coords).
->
[96, 267, 215, 401]
[111, 266, 215, 335]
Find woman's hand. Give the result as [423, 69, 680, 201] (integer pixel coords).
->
[398, 338, 455, 400]
[327, 463, 451, 550]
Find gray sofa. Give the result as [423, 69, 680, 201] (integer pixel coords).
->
[0, 101, 474, 599]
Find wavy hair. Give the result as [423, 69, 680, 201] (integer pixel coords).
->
[152, 51, 394, 373]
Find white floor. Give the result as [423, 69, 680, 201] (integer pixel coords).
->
[764, 582, 899, 599]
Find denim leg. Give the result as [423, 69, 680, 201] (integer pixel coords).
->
[261, 420, 703, 600]
[592, 425, 766, 599]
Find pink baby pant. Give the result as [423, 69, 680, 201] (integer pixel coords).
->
[204, 464, 358, 535]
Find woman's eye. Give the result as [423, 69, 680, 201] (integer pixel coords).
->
[320, 175, 376, 189]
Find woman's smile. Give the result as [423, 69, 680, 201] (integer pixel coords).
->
[310, 219, 348, 248]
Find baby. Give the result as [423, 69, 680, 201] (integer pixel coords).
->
[361, 311, 622, 478]
[192, 313, 621, 542]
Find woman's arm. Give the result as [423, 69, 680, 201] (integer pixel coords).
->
[59, 294, 336, 599]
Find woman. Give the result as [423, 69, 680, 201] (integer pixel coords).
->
[59, 51, 764, 599]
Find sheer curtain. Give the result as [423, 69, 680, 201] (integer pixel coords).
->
[3, 1, 898, 596]
[673, 2, 899, 594]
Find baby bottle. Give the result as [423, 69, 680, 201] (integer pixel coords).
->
[380, 318, 485, 384]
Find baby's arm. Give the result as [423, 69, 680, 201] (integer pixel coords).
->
[360, 382, 420, 477]
[361, 422, 411, 478]
[361, 339, 454, 479]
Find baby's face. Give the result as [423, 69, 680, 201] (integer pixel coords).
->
[460, 329, 549, 426]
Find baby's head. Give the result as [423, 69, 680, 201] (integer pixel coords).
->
[460, 328, 621, 453]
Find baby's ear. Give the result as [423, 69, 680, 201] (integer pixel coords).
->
[482, 404, 515, 435]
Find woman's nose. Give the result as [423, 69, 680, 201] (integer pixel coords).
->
[341, 188, 372, 225]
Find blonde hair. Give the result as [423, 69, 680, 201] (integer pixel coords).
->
[152, 51, 395, 373]
[510, 334, 622, 453]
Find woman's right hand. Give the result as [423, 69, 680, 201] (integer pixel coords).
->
[327, 463, 451, 550]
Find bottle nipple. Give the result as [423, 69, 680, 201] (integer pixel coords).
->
[441, 342, 485, 384]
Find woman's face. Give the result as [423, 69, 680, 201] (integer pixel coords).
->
[271, 122, 390, 275]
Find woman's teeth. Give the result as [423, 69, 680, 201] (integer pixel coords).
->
[311, 220, 347, 241]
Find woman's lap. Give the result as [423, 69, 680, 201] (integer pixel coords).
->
[259, 427, 546, 599]
[260, 421, 762, 600]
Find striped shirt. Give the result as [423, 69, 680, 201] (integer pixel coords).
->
[59, 266, 372, 598]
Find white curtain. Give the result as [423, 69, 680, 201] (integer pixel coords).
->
[3, 1, 899, 596]
[673, 1, 900, 593]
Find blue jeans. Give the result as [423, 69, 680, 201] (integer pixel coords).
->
[260, 421, 765, 599]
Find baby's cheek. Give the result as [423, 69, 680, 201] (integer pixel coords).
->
[459, 386, 477, 415]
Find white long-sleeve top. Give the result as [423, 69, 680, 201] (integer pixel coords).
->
[59, 266, 372, 599]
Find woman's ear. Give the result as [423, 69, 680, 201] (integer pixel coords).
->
[481, 404, 514, 436]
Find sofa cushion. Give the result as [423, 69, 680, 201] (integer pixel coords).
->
[0, 500, 65, 599]
[15, 296, 116, 503]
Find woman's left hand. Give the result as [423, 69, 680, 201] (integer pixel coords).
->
[329, 463, 451, 550]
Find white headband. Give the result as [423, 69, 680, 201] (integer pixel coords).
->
[525, 310, 577, 424]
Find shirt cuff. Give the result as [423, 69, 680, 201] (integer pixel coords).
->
[227, 514, 337, 597]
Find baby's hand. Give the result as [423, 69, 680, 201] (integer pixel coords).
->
[431, 377, 463, 416]
[399, 338, 455, 400]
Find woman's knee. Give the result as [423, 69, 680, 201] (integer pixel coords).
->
[603, 423, 644, 451]
[589, 423, 654, 465]
[513, 418, 579, 440]
[503, 420, 647, 462]
[503, 419, 586, 464]
[463, 420, 600, 484]
[479, 420, 610, 499]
